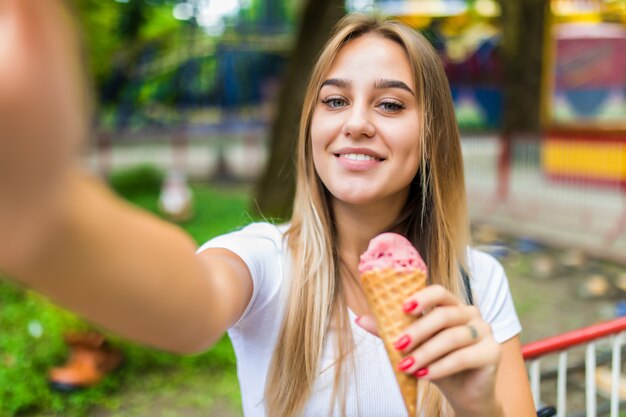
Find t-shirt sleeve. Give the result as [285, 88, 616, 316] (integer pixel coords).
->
[196, 222, 284, 329]
[468, 249, 522, 343]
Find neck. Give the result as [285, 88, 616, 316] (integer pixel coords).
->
[332, 195, 407, 270]
[332, 194, 407, 316]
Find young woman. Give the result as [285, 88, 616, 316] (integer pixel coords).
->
[0, 2, 535, 416]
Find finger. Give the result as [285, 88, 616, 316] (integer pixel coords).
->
[396, 320, 491, 375]
[392, 305, 480, 353]
[401, 284, 464, 316]
[355, 314, 380, 337]
[418, 338, 501, 381]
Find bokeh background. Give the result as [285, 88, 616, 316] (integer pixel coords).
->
[2, 0, 626, 415]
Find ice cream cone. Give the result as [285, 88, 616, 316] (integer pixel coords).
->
[358, 233, 428, 417]
[361, 267, 427, 417]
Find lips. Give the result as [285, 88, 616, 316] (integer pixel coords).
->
[333, 147, 385, 161]
[333, 148, 385, 171]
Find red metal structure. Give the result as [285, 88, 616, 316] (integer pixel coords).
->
[523, 317, 626, 417]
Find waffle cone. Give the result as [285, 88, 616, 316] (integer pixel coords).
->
[360, 267, 427, 417]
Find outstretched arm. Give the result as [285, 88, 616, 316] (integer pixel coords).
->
[16, 174, 254, 353]
[0, 0, 253, 354]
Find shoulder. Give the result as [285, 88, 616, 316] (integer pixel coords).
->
[197, 222, 291, 329]
[196, 221, 289, 292]
[465, 247, 508, 300]
[467, 247, 505, 278]
[197, 221, 288, 255]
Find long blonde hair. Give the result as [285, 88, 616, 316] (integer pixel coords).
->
[265, 13, 469, 417]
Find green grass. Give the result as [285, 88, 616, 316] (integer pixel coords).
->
[0, 166, 252, 416]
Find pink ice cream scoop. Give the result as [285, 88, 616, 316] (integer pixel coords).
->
[358, 232, 427, 274]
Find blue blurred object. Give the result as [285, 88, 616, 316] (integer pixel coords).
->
[615, 301, 626, 317]
[474, 87, 503, 128]
[487, 242, 509, 259]
[517, 237, 542, 253]
[563, 88, 610, 116]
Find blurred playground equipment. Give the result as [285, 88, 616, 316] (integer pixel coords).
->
[88, 0, 290, 182]
[463, 0, 626, 263]
[542, 0, 626, 188]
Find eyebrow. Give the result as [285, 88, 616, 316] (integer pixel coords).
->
[374, 79, 415, 96]
[320, 78, 415, 96]
[321, 78, 351, 89]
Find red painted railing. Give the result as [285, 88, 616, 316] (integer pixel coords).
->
[522, 317, 626, 417]
[522, 316, 626, 360]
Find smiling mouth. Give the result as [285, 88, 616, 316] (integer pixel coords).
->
[335, 153, 385, 162]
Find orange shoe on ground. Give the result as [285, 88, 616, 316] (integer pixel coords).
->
[48, 332, 123, 392]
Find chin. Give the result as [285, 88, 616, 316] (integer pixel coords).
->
[328, 187, 381, 206]
[326, 180, 411, 209]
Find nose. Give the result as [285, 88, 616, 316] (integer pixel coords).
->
[341, 104, 375, 139]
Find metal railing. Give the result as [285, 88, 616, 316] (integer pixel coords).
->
[523, 317, 626, 417]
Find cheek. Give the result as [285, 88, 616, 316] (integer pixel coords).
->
[311, 143, 324, 176]
[310, 127, 323, 168]
[390, 135, 422, 180]
[310, 113, 334, 167]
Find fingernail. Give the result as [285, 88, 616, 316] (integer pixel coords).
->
[402, 300, 418, 313]
[414, 367, 429, 378]
[393, 334, 411, 350]
[397, 357, 415, 371]
[354, 316, 361, 325]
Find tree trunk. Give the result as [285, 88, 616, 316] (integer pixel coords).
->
[498, 0, 547, 133]
[253, 0, 345, 219]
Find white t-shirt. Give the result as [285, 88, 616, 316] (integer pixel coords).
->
[197, 222, 522, 417]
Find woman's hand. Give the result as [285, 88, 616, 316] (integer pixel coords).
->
[357, 284, 504, 417]
[0, 0, 88, 270]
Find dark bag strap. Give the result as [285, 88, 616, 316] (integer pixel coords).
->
[461, 267, 474, 306]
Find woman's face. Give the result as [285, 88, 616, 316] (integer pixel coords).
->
[310, 33, 422, 209]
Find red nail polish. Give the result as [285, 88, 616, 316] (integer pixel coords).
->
[397, 357, 415, 371]
[402, 300, 418, 313]
[414, 367, 429, 378]
[393, 335, 411, 350]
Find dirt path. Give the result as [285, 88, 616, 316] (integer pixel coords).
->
[488, 230, 621, 343]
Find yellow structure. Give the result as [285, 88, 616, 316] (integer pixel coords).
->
[541, 0, 626, 186]
[543, 135, 626, 184]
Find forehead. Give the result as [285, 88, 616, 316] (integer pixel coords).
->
[324, 33, 414, 88]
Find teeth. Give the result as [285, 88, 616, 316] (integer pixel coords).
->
[343, 153, 377, 161]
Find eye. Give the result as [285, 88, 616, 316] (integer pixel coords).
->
[321, 96, 348, 109]
[378, 100, 405, 113]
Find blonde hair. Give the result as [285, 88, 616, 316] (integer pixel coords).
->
[265, 13, 469, 417]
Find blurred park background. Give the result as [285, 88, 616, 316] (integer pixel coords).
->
[3, 0, 626, 415]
